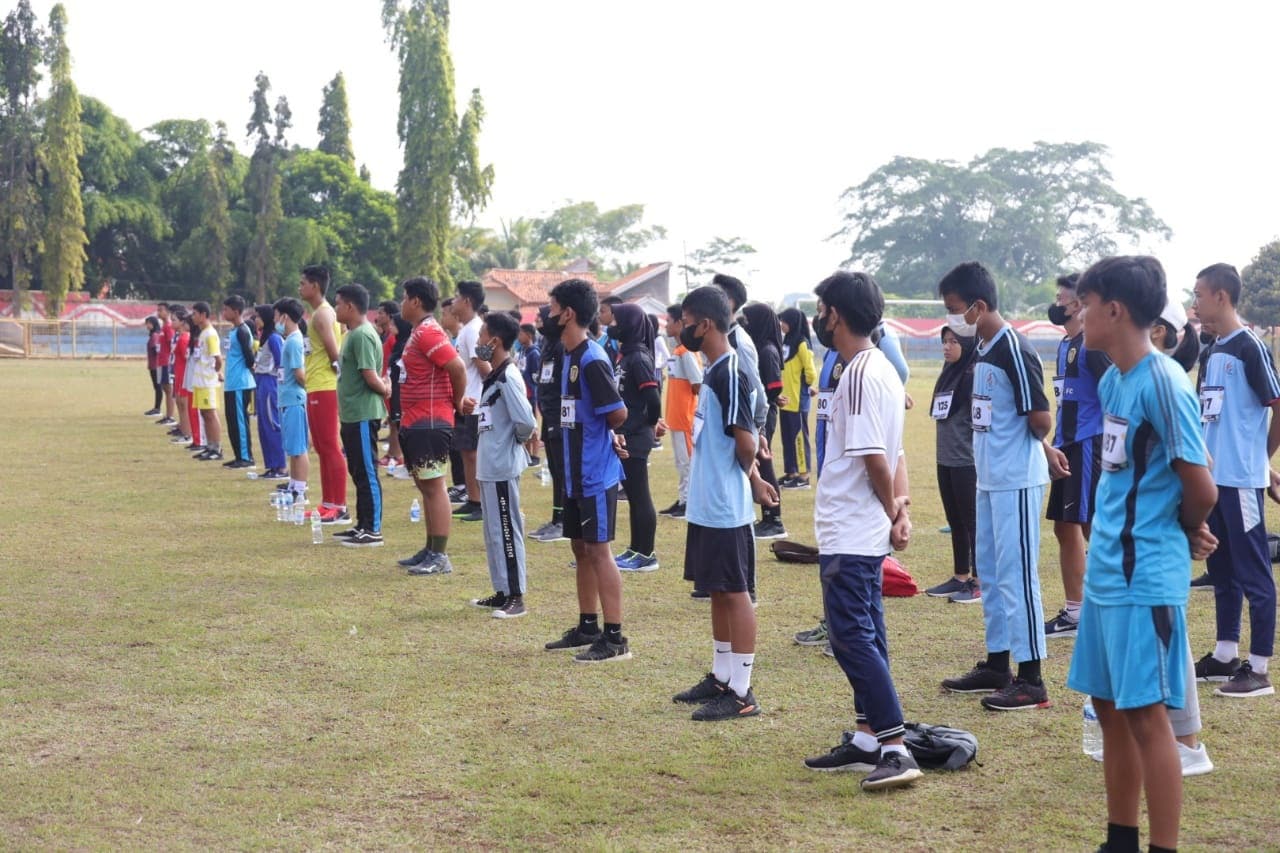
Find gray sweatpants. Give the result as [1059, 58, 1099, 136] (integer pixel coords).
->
[672, 429, 692, 504]
[1170, 631, 1201, 738]
[480, 479, 527, 596]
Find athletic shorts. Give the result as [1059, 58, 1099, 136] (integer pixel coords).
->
[193, 387, 218, 410]
[281, 404, 309, 457]
[400, 424, 453, 479]
[1046, 435, 1102, 524]
[388, 374, 402, 424]
[453, 414, 480, 451]
[683, 523, 754, 593]
[1066, 599, 1188, 711]
[563, 487, 618, 544]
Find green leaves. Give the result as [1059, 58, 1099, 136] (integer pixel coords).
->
[1241, 240, 1280, 331]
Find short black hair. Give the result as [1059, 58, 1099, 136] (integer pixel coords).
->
[601, 295, 624, 306]
[648, 313, 660, 336]
[1056, 272, 1080, 292]
[378, 299, 400, 316]
[1077, 255, 1167, 329]
[272, 296, 305, 324]
[456, 280, 485, 310]
[681, 285, 732, 332]
[484, 311, 520, 350]
[1196, 262, 1242, 306]
[335, 283, 370, 315]
[666, 303, 682, 323]
[441, 296, 455, 309]
[401, 277, 439, 312]
[222, 294, 246, 312]
[549, 278, 598, 329]
[817, 271, 883, 336]
[192, 301, 211, 317]
[712, 273, 748, 311]
[519, 323, 537, 338]
[302, 264, 330, 294]
[507, 309, 522, 322]
[938, 261, 999, 311]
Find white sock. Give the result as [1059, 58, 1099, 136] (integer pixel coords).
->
[881, 743, 909, 757]
[290, 479, 307, 495]
[728, 652, 754, 697]
[851, 730, 879, 751]
[1064, 600, 1082, 622]
[712, 640, 732, 683]
[1214, 641, 1239, 664]
[1248, 654, 1270, 675]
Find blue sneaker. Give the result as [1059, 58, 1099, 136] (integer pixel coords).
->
[614, 549, 638, 570]
[626, 553, 660, 573]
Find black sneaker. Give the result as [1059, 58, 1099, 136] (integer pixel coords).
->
[156, 417, 176, 426]
[470, 591, 508, 609]
[544, 626, 600, 651]
[1213, 662, 1275, 698]
[691, 688, 761, 721]
[143, 408, 160, 416]
[672, 673, 729, 704]
[658, 501, 682, 517]
[1195, 653, 1241, 683]
[227, 459, 254, 470]
[452, 500, 480, 517]
[925, 577, 968, 598]
[861, 749, 923, 791]
[573, 635, 631, 663]
[185, 445, 206, 453]
[668, 503, 687, 519]
[493, 597, 527, 619]
[398, 547, 430, 567]
[942, 661, 1013, 694]
[794, 620, 828, 646]
[340, 530, 384, 548]
[407, 552, 453, 576]
[221, 459, 236, 467]
[690, 590, 710, 601]
[1044, 609, 1080, 639]
[332, 528, 361, 540]
[781, 476, 810, 490]
[803, 732, 881, 772]
[458, 507, 484, 522]
[753, 519, 788, 540]
[981, 678, 1051, 711]
[262, 469, 288, 480]
[196, 450, 224, 461]
[1190, 572, 1214, 591]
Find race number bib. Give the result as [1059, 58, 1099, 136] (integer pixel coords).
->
[1101, 414, 1129, 471]
[539, 363, 554, 384]
[692, 409, 705, 445]
[478, 405, 494, 432]
[971, 395, 993, 432]
[1053, 375, 1065, 402]
[302, 337, 312, 356]
[666, 357, 676, 377]
[1200, 386, 1224, 423]
[560, 396, 578, 429]
[931, 391, 954, 421]
[396, 357, 406, 384]
[816, 391, 833, 422]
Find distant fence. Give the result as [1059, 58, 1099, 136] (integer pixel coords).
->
[0, 318, 236, 358]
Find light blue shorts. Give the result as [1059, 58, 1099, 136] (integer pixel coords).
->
[280, 404, 309, 457]
[1067, 599, 1188, 711]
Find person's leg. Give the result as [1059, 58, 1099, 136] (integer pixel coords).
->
[309, 391, 346, 509]
[937, 465, 970, 580]
[188, 395, 203, 445]
[201, 400, 221, 448]
[584, 489, 623, 625]
[1170, 631, 1202, 746]
[1235, 488, 1276, 664]
[479, 480, 505, 594]
[463, 450, 480, 504]
[163, 367, 174, 419]
[176, 393, 191, 438]
[1094, 699, 1142, 837]
[151, 368, 163, 411]
[238, 390, 255, 462]
[362, 419, 383, 533]
[976, 489, 1009, 661]
[758, 408, 782, 522]
[223, 390, 240, 459]
[545, 432, 565, 524]
[672, 429, 692, 505]
[572, 539, 600, 617]
[621, 455, 656, 556]
[450, 447, 465, 489]
[799, 409, 812, 476]
[779, 410, 800, 477]
[1055, 520, 1087, 609]
[420, 472, 451, 551]
[954, 464, 977, 579]
[387, 420, 402, 461]
[1206, 493, 1243, 655]
[1124, 704, 1182, 850]
[263, 385, 285, 471]
[1005, 486, 1047, 675]
[503, 480, 527, 596]
[340, 421, 366, 527]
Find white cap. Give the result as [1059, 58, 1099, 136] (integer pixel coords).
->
[1160, 294, 1187, 330]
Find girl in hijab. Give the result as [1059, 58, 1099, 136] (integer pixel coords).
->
[741, 303, 786, 543]
[144, 316, 164, 415]
[610, 303, 663, 572]
[777, 307, 818, 489]
[925, 325, 981, 603]
[252, 304, 287, 479]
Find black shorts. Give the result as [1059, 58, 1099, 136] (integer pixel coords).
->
[1046, 435, 1103, 524]
[562, 487, 618, 544]
[453, 414, 480, 451]
[389, 374, 402, 423]
[399, 425, 453, 477]
[683, 523, 755, 593]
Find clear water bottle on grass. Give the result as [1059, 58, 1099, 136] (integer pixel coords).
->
[272, 491, 283, 522]
[410, 498, 421, 523]
[539, 460, 551, 486]
[293, 497, 307, 525]
[311, 510, 323, 544]
[1082, 698, 1104, 759]
[281, 491, 294, 523]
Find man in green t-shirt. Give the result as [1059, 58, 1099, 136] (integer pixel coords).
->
[334, 283, 392, 547]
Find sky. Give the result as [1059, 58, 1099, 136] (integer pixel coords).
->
[31, 0, 1280, 305]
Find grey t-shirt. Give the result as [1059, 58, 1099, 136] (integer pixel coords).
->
[935, 398, 974, 467]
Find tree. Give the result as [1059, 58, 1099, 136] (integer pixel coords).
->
[383, 0, 493, 290]
[174, 122, 234, 299]
[317, 71, 354, 166]
[833, 141, 1171, 310]
[1241, 239, 1280, 335]
[679, 235, 757, 288]
[39, 3, 86, 314]
[533, 200, 665, 275]
[0, 0, 44, 302]
[244, 72, 285, 303]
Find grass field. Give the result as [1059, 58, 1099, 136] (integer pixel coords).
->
[3, 359, 1278, 850]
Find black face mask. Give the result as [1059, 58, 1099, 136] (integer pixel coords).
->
[541, 312, 564, 341]
[814, 311, 835, 349]
[679, 322, 704, 353]
[606, 324, 621, 340]
[1199, 330, 1215, 346]
[1047, 304, 1071, 326]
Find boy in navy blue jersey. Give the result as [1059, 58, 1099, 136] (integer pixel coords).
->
[542, 279, 632, 663]
[1067, 255, 1218, 853]
[1191, 262, 1279, 697]
[939, 262, 1054, 711]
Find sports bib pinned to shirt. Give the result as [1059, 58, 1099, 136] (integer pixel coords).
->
[478, 405, 494, 432]
[816, 391, 833, 422]
[1101, 414, 1129, 471]
[1053, 375, 1065, 402]
[931, 391, 954, 421]
[692, 409, 705, 445]
[560, 396, 578, 429]
[1200, 386, 1224, 423]
[971, 394, 993, 432]
[539, 363, 554, 384]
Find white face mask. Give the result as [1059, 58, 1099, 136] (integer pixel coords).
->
[946, 313, 976, 337]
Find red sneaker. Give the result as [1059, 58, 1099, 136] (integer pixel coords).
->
[318, 505, 351, 525]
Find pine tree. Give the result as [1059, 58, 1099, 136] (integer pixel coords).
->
[39, 3, 86, 315]
[244, 73, 285, 303]
[0, 0, 44, 304]
[317, 72, 354, 166]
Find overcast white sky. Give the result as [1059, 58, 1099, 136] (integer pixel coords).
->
[34, 0, 1280, 304]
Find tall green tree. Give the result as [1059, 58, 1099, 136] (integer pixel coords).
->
[679, 235, 757, 287]
[1241, 239, 1280, 335]
[174, 122, 234, 299]
[39, 3, 86, 314]
[317, 71, 354, 166]
[244, 73, 286, 303]
[0, 0, 44, 302]
[382, 0, 493, 290]
[833, 141, 1171, 309]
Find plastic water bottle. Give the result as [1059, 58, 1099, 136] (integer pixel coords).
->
[539, 460, 551, 486]
[311, 510, 323, 544]
[409, 498, 422, 523]
[281, 491, 294, 523]
[293, 497, 308, 526]
[1082, 698, 1104, 759]
[272, 491, 283, 522]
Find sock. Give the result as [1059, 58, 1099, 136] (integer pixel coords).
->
[1064, 599, 1082, 622]
[1214, 641, 1239, 663]
[728, 652, 754, 697]
[209, 442, 221, 453]
[603, 622, 623, 643]
[427, 534, 448, 554]
[986, 650, 1011, 673]
[552, 506, 563, 524]
[1018, 659, 1042, 685]
[712, 641, 732, 683]
[578, 613, 599, 634]
[1106, 823, 1139, 853]
[851, 730, 879, 751]
[1248, 654, 1270, 675]
[881, 743, 908, 757]
[290, 479, 306, 494]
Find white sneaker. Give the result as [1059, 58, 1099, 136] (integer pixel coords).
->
[1178, 741, 1214, 777]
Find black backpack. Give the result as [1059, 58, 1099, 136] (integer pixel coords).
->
[902, 722, 979, 770]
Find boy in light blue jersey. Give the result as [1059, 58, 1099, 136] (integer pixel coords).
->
[938, 262, 1054, 711]
[1191, 262, 1280, 697]
[220, 295, 258, 468]
[273, 297, 310, 502]
[1067, 255, 1219, 853]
